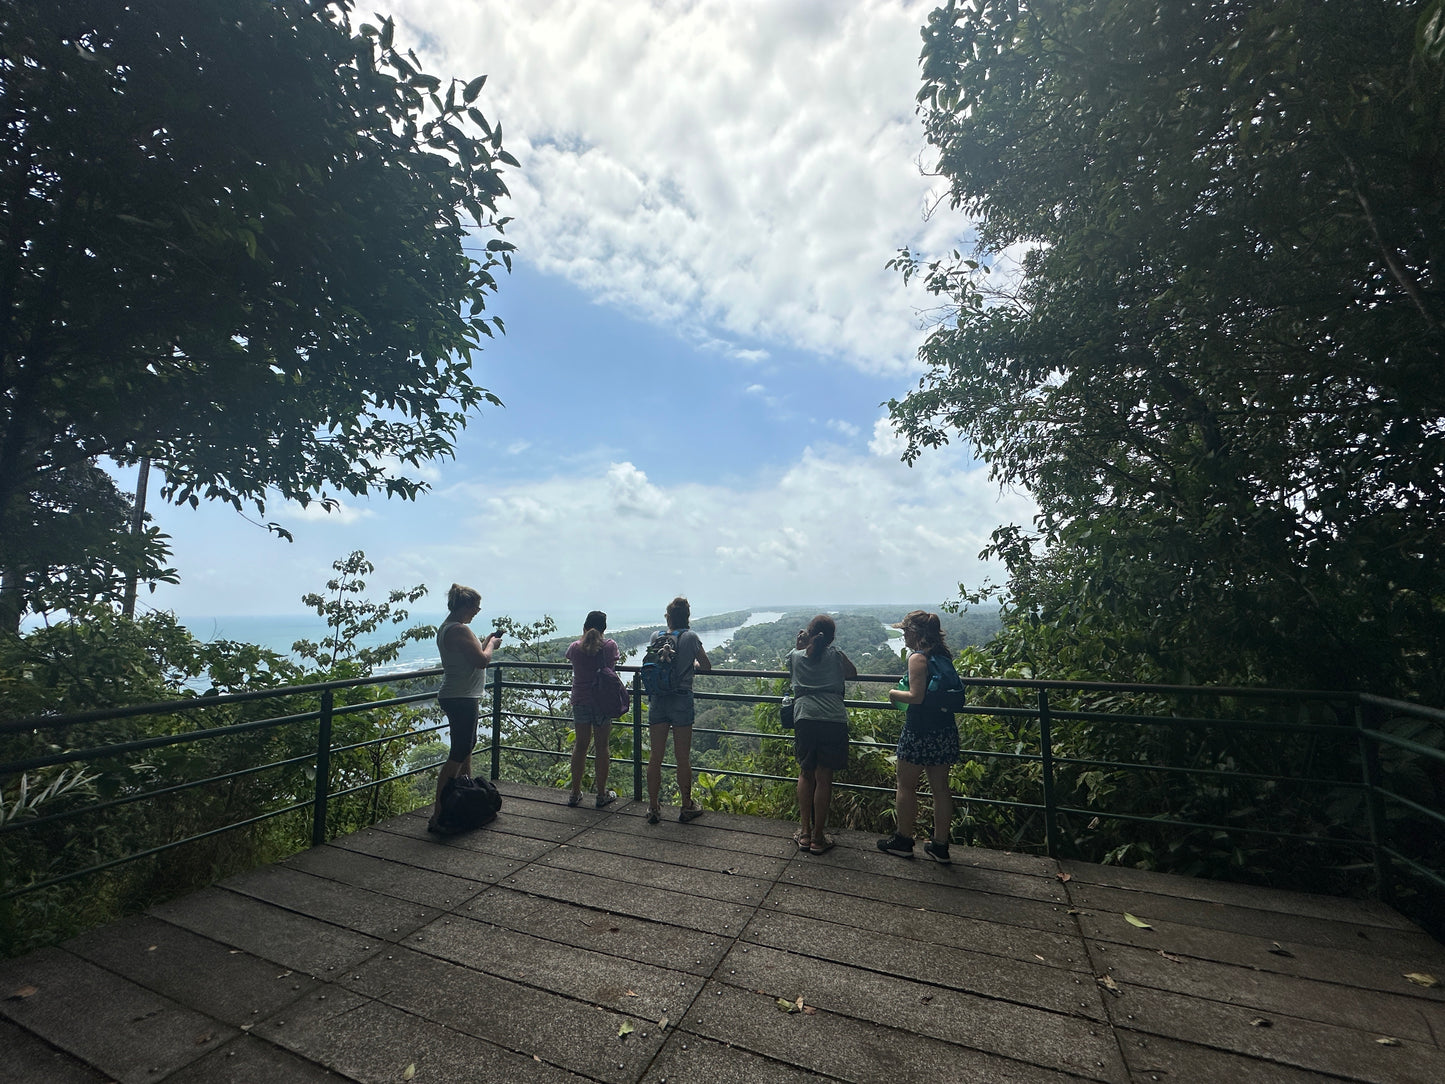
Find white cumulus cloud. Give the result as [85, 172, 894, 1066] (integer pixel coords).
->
[388, 0, 967, 375]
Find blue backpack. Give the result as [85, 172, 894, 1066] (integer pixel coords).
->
[640, 628, 683, 696]
[923, 653, 966, 712]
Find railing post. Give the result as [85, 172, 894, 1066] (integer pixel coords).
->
[490, 666, 504, 782]
[311, 688, 333, 847]
[632, 673, 644, 801]
[1355, 698, 1393, 904]
[1038, 688, 1060, 859]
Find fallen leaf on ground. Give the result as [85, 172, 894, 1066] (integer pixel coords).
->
[803, 1005, 817, 1015]
[920, 995, 933, 1004]
[147, 945, 157, 952]
[1376, 1037, 1401, 1046]
[1403, 972, 1439, 988]
[1034, 954, 1046, 962]
[9, 985, 38, 1000]
[1124, 913, 1153, 929]
[402, 1064, 416, 1081]
[1268, 942, 1295, 958]
[194, 1033, 213, 1045]
[658, 1017, 669, 1030]
[1096, 975, 1122, 995]
[624, 990, 638, 997]
[618, 1020, 635, 1038]
[776, 997, 801, 1014]
[1057, 872, 1072, 883]
[1067, 908, 1088, 916]
[1250, 1018, 1272, 1028]
[1158, 950, 1183, 963]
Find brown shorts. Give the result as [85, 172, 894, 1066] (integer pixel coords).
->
[794, 718, 849, 772]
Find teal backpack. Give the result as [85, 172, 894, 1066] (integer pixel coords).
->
[923, 653, 966, 712]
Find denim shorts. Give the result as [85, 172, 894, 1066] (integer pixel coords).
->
[648, 690, 695, 728]
[572, 703, 616, 729]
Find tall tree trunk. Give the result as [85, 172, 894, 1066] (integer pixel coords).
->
[122, 457, 151, 618]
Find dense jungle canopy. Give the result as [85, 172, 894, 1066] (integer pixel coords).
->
[890, 0, 1445, 702]
[0, 0, 514, 627]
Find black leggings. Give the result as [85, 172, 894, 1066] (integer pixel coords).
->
[439, 697, 480, 763]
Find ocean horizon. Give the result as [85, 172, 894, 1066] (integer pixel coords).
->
[174, 607, 794, 674]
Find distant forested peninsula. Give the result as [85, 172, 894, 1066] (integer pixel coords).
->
[495, 605, 1002, 670]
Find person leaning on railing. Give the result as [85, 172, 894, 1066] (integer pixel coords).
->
[565, 610, 620, 809]
[787, 614, 858, 855]
[878, 610, 958, 864]
[427, 583, 502, 834]
[646, 595, 712, 824]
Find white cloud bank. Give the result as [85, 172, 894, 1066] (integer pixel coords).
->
[405, 426, 1031, 616]
[389, 0, 966, 375]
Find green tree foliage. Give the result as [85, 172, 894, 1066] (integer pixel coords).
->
[0, 553, 437, 956]
[0, 460, 176, 627]
[293, 551, 434, 672]
[0, 0, 515, 623]
[889, 0, 1445, 699]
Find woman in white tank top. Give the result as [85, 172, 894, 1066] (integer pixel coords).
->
[428, 583, 501, 833]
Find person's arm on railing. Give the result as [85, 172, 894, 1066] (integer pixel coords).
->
[887, 652, 928, 706]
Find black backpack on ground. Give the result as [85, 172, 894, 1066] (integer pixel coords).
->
[437, 774, 502, 833]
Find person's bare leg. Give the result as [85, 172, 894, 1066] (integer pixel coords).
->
[569, 721, 592, 800]
[594, 722, 612, 795]
[895, 760, 924, 839]
[925, 763, 953, 842]
[796, 768, 815, 841]
[647, 722, 669, 811]
[812, 766, 834, 838]
[674, 726, 695, 808]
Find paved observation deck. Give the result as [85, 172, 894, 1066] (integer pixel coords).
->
[3, 782, 1443, 1083]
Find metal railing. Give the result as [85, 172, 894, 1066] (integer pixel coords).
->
[3, 663, 1442, 943]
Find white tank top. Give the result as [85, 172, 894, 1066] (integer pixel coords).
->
[436, 618, 486, 699]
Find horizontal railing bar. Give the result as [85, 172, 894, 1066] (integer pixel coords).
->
[1356, 693, 1445, 725]
[1045, 753, 1361, 790]
[1355, 726, 1445, 764]
[1054, 803, 1372, 847]
[0, 668, 449, 734]
[0, 749, 322, 836]
[1, 709, 324, 774]
[1378, 845, 1445, 891]
[0, 798, 314, 901]
[1374, 788, 1445, 829]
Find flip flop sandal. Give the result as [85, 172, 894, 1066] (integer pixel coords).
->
[792, 829, 811, 849]
[809, 834, 836, 855]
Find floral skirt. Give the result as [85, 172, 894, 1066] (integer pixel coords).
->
[896, 723, 959, 766]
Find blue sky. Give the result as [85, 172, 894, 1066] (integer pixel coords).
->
[135, 0, 1037, 627]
